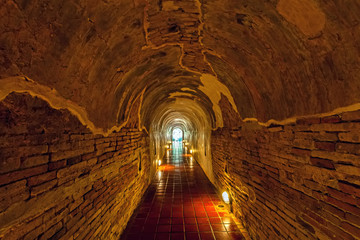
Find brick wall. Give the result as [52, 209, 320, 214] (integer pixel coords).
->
[0, 92, 153, 239]
[211, 111, 360, 239]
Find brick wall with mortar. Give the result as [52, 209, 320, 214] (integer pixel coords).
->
[0, 92, 153, 239]
[212, 111, 360, 239]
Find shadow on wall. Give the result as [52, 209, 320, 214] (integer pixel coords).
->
[0, 92, 155, 239]
[211, 95, 360, 240]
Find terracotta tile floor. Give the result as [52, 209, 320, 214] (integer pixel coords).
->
[121, 143, 249, 240]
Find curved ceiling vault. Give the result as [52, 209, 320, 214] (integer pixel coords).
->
[1, 0, 359, 133]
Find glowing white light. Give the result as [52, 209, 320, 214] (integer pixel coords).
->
[190, 149, 193, 154]
[190, 157, 193, 161]
[173, 128, 182, 141]
[158, 160, 162, 166]
[222, 191, 230, 204]
[158, 171, 162, 178]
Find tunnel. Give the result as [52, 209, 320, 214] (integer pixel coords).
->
[1, 0, 360, 239]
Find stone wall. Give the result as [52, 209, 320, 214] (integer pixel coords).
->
[0, 92, 153, 239]
[212, 111, 360, 239]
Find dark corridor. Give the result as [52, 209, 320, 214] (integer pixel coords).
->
[121, 142, 248, 240]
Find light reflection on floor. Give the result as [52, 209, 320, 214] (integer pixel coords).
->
[121, 141, 249, 240]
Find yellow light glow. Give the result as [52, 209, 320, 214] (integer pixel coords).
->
[158, 171, 162, 178]
[158, 160, 162, 166]
[190, 149, 193, 154]
[166, 145, 169, 149]
[222, 191, 230, 204]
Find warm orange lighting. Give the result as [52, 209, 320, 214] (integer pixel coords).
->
[159, 164, 175, 171]
[222, 191, 230, 204]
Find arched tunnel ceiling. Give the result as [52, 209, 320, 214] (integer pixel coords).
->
[0, 0, 359, 132]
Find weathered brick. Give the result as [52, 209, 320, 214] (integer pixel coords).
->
[310, 157, 335, 170]
[292, 148, 311, 156]
[0, 165, 48, 186]
[338, 181, 360, 198]
[336, 165, 360, 177]
[0, 157, 20, 174]
[321, 115, 341, 123]
[339, 132, 360, 143]
[48, 160, 66, 170]
[326, 196, 360, 216]
[0, 180, 29, 211]
[27, 171, 57, 187]
[336, 143, 360, 155]
[342, 110, 360, 121]
[327, 187, 357, 205]
[39, 222, 63, 240]
[341, 222, 360, 238]
[311, 123, 360, 132]
[30, 179, 57, 196]
[315, 141, 336, 151]
[67, 156, 81, 166]
[21, 154, 49, 168]
[296, 117, 321, 125]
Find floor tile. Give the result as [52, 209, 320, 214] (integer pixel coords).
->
[120, 144, 246, 240]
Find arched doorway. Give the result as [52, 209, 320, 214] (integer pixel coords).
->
[172, 128, 183, 142]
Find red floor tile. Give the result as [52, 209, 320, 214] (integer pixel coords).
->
[170, 233, 184, 240]
[211, 224, 226, 232]
[157, 225, 171, 232]
[224, 223, 240, 232]
[200, 232, 215, 240]
[184, 218, 197, 224]
[171, 224, 184, 232]
[214, 232, 231, 240]
[196, 218, 209, 224]
[209, 218, 222, 224]
[198, 224, 212, 232]
[185, 224, 198, 232]
[186, 232, 200, 240]
[228, 232, 245, 240]
[155, 233, 170, 240]
[159, 218, 171, 225]
[141, 233, 156, 240]
[121, 146, 245, 240]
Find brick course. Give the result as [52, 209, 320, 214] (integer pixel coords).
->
[212, 111, 360, 239]
[0, 93, 154, 239]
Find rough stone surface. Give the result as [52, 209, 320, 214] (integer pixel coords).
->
[0, 93, 154, 239]
[0, 0, 360, 239]
[212, 108, 360, 240]
[1, 0, 359, 130]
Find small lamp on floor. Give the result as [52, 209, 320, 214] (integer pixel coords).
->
[222, 190, 233, 212]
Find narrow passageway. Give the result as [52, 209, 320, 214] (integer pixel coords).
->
[121, 141, 247, 240]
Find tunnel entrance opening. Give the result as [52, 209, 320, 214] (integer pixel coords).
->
[172, 127, 183, 142]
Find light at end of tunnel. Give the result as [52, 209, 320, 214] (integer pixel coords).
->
[222, 191, 230, 204]
[158, 171, 162, 178]
[190, 156, 193, 161]
[190, 149, 193, 154]
[158, 160, 162, 166]
[166, 145, 169, 149]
